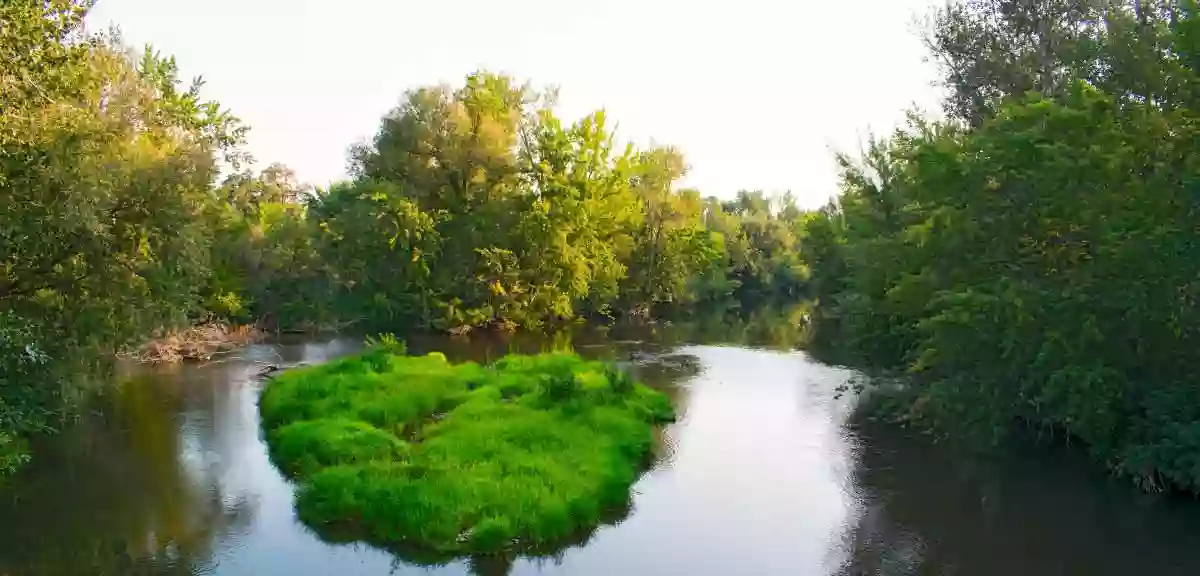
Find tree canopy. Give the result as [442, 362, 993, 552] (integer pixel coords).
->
[1, 0, 244, 471]
[803, 0, 1200, 491]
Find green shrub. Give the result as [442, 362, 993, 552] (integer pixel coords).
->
[259, 346, 675, 558]
[268, 419, 409, 476]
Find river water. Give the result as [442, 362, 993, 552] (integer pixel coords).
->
[4, 325, 1200, 575]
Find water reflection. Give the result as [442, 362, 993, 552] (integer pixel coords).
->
[499, 347, 860, 576]
[6, 323, 1200, 575]
[837, 418, 1200, 576]
[0, 362, 257, 575]
[306, 496, 640, 576]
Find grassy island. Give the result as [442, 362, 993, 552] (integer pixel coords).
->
[258, 341, 675, 557]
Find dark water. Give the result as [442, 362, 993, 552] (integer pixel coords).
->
[4, 325, 1200, 575]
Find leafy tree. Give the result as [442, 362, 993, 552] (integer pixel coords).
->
[348, 72, 535, 330]
[0, 0, 243, 470]
[926, 0, 1200, 125]
[806, 0, 1200, 490]
[308, 180, 439, 328]
[621, 148, 720, 314]
[203, 163, 316, 322]
[339, 71, 776, 331]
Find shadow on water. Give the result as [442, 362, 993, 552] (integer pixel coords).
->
[304, 496, 638, 576]
[835, 414, 1200, 576]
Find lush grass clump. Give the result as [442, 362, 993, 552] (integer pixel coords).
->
[259, 342, 675, 557]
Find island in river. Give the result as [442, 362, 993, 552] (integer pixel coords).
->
[259, 343, 674, 559]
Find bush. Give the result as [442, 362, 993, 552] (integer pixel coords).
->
[259, 346, 674, 558]
[268, 419, 409, 476]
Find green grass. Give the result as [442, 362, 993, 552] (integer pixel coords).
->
[258, 342, 675, 559]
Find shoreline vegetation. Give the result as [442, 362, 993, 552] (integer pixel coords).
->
[258, 340, 674, 561]
[803, 2, 1200, 491]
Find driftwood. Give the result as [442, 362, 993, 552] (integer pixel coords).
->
[252, 362, 282, 379]
[127, 322, 266, 364]
[251, 360, 314, 380]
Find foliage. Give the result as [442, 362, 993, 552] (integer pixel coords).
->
[258, 346, 674, 560]
[925, 0, 1194, 126]
[805, 0, 1200, 491]
[1, 0, 244, 470]
[1, 0, 810, 478]
[222, 72, 816, 333]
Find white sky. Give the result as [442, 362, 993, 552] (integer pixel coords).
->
[89, 0, 943, 208]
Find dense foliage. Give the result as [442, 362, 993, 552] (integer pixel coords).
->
[1, 0, 244, 472]
[0, 1, 810, 473]
[804, 0, 1200, 491]
[247, 81, 811, 332]
[259, 342, 674, 561]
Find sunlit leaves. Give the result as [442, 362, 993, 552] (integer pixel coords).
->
[1, 1, 244, 470]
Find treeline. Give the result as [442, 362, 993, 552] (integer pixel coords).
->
[804, 0, 1200, 491]
[214, 77, 811, 332]
[0, 1, 808, 472]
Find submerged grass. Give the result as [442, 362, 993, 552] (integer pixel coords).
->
[259, 341, 675, 558]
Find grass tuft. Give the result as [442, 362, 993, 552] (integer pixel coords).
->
[259, 346, 675, 558]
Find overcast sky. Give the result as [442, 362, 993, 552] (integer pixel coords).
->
[89, 0, 943, 208]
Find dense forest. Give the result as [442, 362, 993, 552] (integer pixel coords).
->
[0, 0, 809, 472]
[6, 0, 1200, 495]
[805, 0, 1200, 491]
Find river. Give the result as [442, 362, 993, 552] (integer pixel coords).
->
[3, 324, 1200, 575]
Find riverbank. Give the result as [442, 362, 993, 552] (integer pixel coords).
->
[126, 322, 266, 363]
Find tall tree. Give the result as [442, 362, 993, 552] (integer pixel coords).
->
[0, 0, 243, 470]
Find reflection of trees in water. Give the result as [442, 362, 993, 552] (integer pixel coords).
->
[599, 305, 812, 352]
[831, 414, 1008, 576]
[834, 500, 928, 576]
[346, 304, 812, 366]
[0, 366, 255, 575]
[305, 489, 637, 576]
[834, 413, 1200, 576]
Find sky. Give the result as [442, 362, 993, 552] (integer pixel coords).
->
[88, 0, 943, 208]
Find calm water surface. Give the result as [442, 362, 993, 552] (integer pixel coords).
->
[4, 326, 1200, 575]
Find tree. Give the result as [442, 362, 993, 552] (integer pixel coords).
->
[620, 148, 711, 313]
[0, 0, 244, 471]
[805, 1, 1200, 489]
[307, 180, 440, 328]
[923, 0, 1200, 125]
